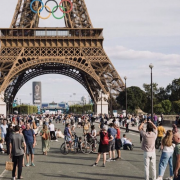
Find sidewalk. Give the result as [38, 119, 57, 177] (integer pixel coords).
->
[120, 124, 180, 133]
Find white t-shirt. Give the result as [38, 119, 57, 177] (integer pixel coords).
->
[49, 124, 55, 131]
[1, 124, 8, 134]
[121, 137, 127, 146]
[92, 129, 97, 137]
[0, 143, 3, 149]
[163, 144, 175, 152]
[125, 139, 132, 145]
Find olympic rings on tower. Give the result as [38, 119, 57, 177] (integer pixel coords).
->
[30, 0, 73, 20]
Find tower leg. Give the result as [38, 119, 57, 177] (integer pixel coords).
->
[0, 92, 7, 118]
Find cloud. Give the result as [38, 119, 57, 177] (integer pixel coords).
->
[105, 46, 180, 62]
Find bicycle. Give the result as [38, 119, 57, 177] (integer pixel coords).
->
[80, 133, 99, 154]
[60, 133, 80, 155]
[80, 134, 91, 154]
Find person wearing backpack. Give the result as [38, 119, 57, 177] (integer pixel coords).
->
[92, 125, 113, 167]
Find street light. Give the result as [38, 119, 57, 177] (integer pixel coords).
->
[101, 90, 102, 115]
[149, 63, 154, 121]
[124, 76, 127, 119]
[110, 85, 113, 117]
[93, 92, 96, 115]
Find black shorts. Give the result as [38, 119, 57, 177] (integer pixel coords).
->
[115, 139, 122, 150]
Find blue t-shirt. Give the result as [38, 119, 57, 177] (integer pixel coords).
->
[108, 127, 116, 141]
[23, 129, 35, 144]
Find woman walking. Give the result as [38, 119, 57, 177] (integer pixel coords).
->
[92, 125, 113, 167]
[156, 130, 175, 180]
[40, 125, 50, 155]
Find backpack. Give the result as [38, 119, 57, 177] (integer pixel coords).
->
[101, 132, 109, 145]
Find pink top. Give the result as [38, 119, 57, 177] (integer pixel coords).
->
[140, 129, 157, 152]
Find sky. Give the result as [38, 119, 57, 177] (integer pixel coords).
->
[0, 0, 180, 104]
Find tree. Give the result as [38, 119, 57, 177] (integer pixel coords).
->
[116, 86, 147, 112]
[161, 100, 172, 114]
[166, 78, 180, 101]
[172, 100, 180, 114]
[154, 103, 164, 114]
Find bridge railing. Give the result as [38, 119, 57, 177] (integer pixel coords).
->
[0, 28, 103, 38]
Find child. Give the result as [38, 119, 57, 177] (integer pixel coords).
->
[0, 139, 7, 153]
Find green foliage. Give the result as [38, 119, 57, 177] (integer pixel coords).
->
[172, 100, 180, 114]
[69, 104, 93, 114]
[154, 103, 165, 114]
[13, 105, 38, 114]
[161, 100, 172, 114]
[116, 86, 147, 112]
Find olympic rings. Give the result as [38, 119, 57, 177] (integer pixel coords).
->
[38, 5, 51, 19]
[30, 0, 73, 20]
[59, 0, 73, 14]
[52, 6, 65, 19]
[45, 0, 58, 13]
[30, 0, 44, 14]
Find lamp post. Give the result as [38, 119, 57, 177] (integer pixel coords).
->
[149, 63, 154, 121]
[93, 92, 96, 115]
[124, 76, 127, 119]
[101, 90, 102, 116]
[110, 86, 113, 117]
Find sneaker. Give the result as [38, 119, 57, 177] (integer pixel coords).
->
[92, 163, 97, 167]
[156, 177, 162, 180]
[164, 177, 173, 180]
[55, 139, 58, 142]
[106, 158, 111, 162]
[25, 163, 30, 167]
[31, 163, 35, 167]
[110, 159, 115, 161]
[12, 177, 16, 180]
[102, 163, 105, 167]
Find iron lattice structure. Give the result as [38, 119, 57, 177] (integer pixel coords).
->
[0, 0, 124, 107]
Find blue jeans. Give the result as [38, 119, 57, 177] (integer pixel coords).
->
[159, 151, 173, 177]
[174, 175, 180, 180]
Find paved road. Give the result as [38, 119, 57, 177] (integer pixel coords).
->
[0, 122, 171, 180]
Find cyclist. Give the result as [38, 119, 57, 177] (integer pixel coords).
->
[91, 125, 97, 151]
[64, 123, 72, 149]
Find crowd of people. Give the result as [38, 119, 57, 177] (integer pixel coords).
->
[0, 113, 179, 180]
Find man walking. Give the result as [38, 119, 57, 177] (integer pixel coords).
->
[10, 125, 26, 180]
[138, 120, 157, 180]
[49, 121, 57, 141]
[173, 133, 180, 180]
[107, 123, 116, 161]
[23, 123, 36, 167]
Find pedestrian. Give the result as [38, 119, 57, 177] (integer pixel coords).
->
[1, 120, 8, 144]
[172, 133, 180, 180]
[156, 122, 166, 149]
[10, 125, 26, 180]
[172, 124, 178, 134]
[138, 120, 157, 180]
[5, 124, 14, 155]
[114, 123, 121, 160]
[125, 122, 129, 133]
[107, 123, 116, 162]
[23, 123, 36, 167]
[92, 125, 113, 167]
[49, 121, 57, 141]
[40, 124, 50, 155]
[156, 130, 174, 180]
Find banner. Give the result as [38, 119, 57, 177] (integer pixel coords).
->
[32, 82, 42, 105]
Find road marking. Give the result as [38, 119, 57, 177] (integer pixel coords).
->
[0, 169, 8, 179]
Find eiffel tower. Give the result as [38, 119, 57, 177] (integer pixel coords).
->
[0, 0, 124, 115]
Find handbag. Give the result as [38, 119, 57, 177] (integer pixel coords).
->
[5, 161, 14, 171]
[42, 131, 48, 140]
